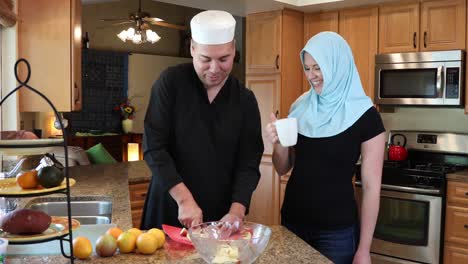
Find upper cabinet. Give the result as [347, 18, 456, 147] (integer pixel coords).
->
[303, 11, 339, 92]
[339, 7, 378, 102]
[379, 0, 466, 53]
[18, 0, 82, 112]
[246, 11, 282, 74]
[303, 8, 378, 101]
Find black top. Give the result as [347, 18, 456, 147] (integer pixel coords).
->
[281, 107, 385, 230]
[141, 63, 264, 229]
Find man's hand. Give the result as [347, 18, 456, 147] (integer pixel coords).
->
[178, 198, 203, 228]
[352, 249, 371, 264]
[169, 183, 203, 228]
[219, 202, 246, 235]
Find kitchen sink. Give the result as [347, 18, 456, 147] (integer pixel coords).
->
[25, 197, 112, 225]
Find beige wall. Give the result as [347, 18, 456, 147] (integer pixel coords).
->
[381, 107, 468, 134]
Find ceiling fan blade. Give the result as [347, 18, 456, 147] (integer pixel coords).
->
[143, 17, 164, 22]
[112, 21, 134, 26]
[100, 18, 130, 22]
[150, 21, 187, 31]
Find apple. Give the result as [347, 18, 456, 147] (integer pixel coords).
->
[95, 234, 117, 257]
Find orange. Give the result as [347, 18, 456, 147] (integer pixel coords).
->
[147, 228, 165, 248]
[16, 170, 39, 189]
[136, 233, 158, 254]
[73, 236, 93, 259]
[106, 227, 123, 240]
[117, 231, 137, 253]
[127, 228, 142, 238]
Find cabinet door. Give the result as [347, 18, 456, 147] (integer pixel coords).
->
[246, 11, 282, 74]
[420, 0, 466, 51]
[246, 156, 280, 225]
[444, 245, 468, 264]
[303, 11, 339, 92]
[71, 0, 82, 111]
[18, 0, 81, 112]
[246, 74, 281, 155]
[445, 205, 468, 245]
[129, 181, 149, 228]
[379, 1, 420, 53]
[339, 7, 378, 101]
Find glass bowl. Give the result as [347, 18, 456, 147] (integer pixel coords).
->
[188, 221, 272, 264]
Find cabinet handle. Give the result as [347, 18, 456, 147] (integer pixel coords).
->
[424, 32, 427, 48]
[464, 224, 468, 229]
[413, 32, 416, 48]
[275, 55, 279, 69]
[465, 192, 468, 196]
[74, 82, 80, 105]
[275, 110, 279, 118]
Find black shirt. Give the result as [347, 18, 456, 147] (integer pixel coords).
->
[281, 107, 385, 230]
[141, 63, 264, 229]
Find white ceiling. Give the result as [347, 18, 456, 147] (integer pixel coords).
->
[83, 0, 399, 17]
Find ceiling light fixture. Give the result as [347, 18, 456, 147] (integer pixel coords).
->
[274, 0, 344, 6]
[117, 20, 161, 44]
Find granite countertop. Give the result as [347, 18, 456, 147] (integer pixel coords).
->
[7, 161, 332, 264]
[446, 169, 468, 182]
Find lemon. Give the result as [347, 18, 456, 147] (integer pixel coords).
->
[117, 231, 137, 253]
[73, 236, 92, 259]
[136, 233, 158, 254]
[147, 228, 165, 248]
[127, 227, 142, 237]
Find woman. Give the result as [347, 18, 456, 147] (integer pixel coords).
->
[265, 32, 386, 264]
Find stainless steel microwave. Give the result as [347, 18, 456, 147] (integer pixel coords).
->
[375, 50, 465, 106]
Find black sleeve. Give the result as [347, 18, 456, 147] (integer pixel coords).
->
[231, 90, 264, 209]
[359, 107, 386, 142]
[143, 70, 183, 192]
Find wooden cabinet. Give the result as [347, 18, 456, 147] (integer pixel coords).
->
[339, 7, 378, 102]
[379, 0, 466, 53]
[445, 181, 468, 262]
[246, 9, 303, 119]
[18, 0, 82, 112]
[245, 156, 281, 225]
[303, 11, 339, 92]
[246, 11, 282, 74]
[246, 9, 303, 225]
[129, 180, 150, 228]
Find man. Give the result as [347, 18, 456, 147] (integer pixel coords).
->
[141, 10, 264, 229]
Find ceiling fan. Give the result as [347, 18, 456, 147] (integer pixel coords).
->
[100, 0, 187, 44]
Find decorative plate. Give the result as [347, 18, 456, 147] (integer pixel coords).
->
[0, 178, 76, 196]
[0, 216, 80, 243]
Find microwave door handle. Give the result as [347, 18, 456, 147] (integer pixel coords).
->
[436, 66, 443, 97]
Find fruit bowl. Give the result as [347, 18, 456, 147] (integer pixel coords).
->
[188, 221, 271, 264]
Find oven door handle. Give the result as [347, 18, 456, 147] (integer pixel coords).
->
[355, 181, 441, 195]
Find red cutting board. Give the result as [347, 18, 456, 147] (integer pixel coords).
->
[162, 224, 193, 246]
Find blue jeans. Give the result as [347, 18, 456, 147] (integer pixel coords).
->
[282, 220, 360, 264]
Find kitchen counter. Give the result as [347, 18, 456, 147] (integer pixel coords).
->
[446, 169, 468, 182]
[8, 161, 332, 264]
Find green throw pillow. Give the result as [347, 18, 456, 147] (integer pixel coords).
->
[86, 143, 117, 164]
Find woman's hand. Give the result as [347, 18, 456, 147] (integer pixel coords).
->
[352, 248, 371, 264]
[265, 113, 279, 145]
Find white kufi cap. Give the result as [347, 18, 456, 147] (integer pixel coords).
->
[191, 10, 236, 45]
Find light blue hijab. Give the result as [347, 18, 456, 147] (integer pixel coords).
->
[288, 32, 373, 138]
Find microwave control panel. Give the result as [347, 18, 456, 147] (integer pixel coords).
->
[445, 68, 460, 99]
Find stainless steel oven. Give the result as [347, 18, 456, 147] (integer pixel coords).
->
[375, 50, 464, 106]
[355, 184, 442, 264]
[355, 131, 468, 264]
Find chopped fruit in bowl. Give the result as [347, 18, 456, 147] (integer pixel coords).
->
[188, 221, 271, 264]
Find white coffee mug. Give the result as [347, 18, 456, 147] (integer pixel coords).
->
[275, 118, 298, 147]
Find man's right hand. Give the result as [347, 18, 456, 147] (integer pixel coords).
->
[178, 198, 203, 228]
[169, 182, 203, 228]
